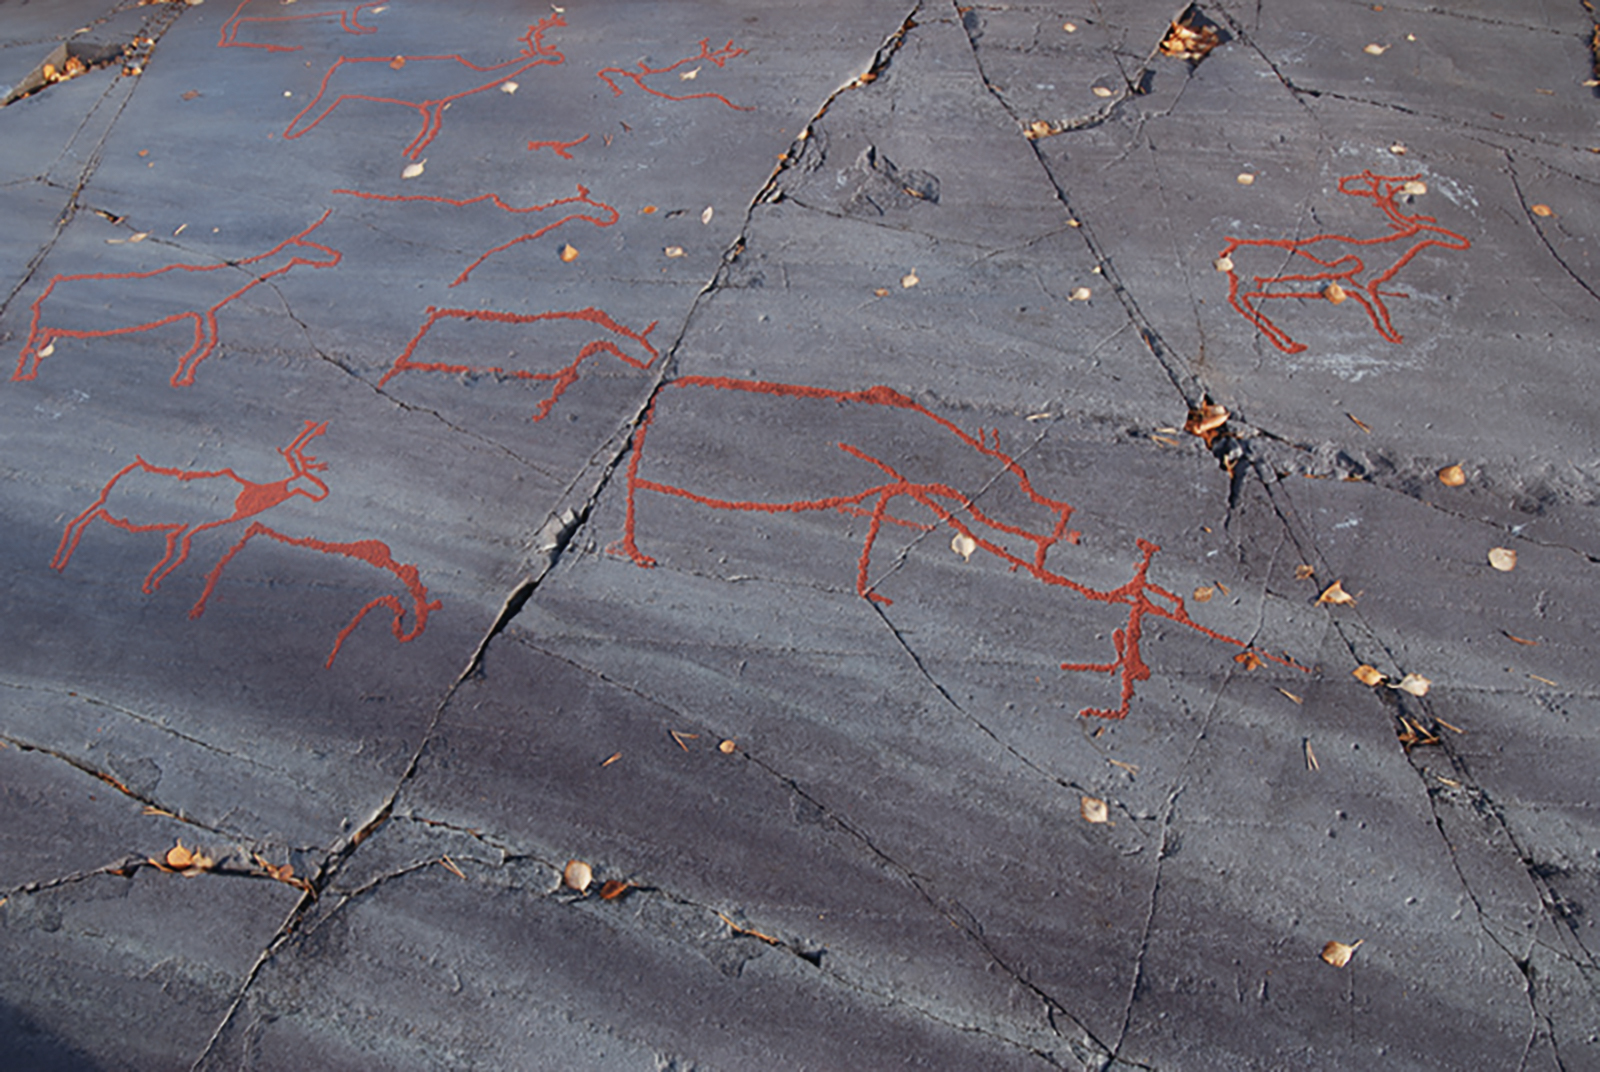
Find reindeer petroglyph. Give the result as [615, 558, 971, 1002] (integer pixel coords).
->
[1219, 170, 1472, 355]
[52, 422, 438, 667]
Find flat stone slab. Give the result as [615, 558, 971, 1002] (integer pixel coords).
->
[2, 1, 1597, 1069]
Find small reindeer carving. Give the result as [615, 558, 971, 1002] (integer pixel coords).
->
[52, 422, 438, 666]
[15, 211, 340, 388]
[1219, 170, 1471, 354]
[218, 0, 388, 52]
[283, 12, 565, 158]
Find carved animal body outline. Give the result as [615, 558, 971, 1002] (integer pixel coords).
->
[218, 0, 388, 52]
[596, 38, 753, 110]
[15, 211, 341, 388]
[1219, 170, 1471, 354]
[331, 185, 618, 287]
[379, 306, 659, 421]
[282, 12, 565, 158]
[614, 376, 1298, 719]
[52, 422, 439, 667]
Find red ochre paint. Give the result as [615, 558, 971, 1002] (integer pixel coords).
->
[51, 422, 438, 668]
[283, 12, 565, 159]
[527, 134, 589, 159]
[15, 212, 340, 388]
[378, 307, 658, 421]
[613, 376, 1304, 720]
[1220, 170, 1471, 355]
[597, 39, 754, 111]
[331, 185, 617, 287]
[218, 0, 387, 52]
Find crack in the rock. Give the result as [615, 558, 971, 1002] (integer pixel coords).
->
[0, 3, 186, 322]
[1505, 152, 1600, 305]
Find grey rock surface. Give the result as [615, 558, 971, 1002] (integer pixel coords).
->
[2, 1, 1597, 1069]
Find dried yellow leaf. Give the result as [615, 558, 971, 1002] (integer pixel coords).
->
[951, 533, 977, 561]
[1389, 142, 1407, 155]
[701, 205, 714, 225]
[1364, 43, 1389, 55]
[1193, 585, 1215, 603]
[38, 342, 55, 359]
[1317, 580, 1356, 606]
[1295, 564, 1315, 581]
[1278, 688, 1304, 704]
[600, 751, 621, 767]
[1213, 255, 1234, 272]
[1531, 204, 1554, 217]
[1080, 796, 1109, 823]
[1353, 664, 1386, 686]
[599, 879, 631, 900]
[500, 81, 518, 94]
[400, 161, 425, 179]
[873, 287, 889, 297]
[1092, 85, 1114, 98]
[1437, 464, 1465, 486]
[1400, 180, 1427, 196]
[679, 66, 700, 81]
[1236, 172, 1256, 185]
[1323, 282, 1347, 304]
[389, 55, 405, 70]
[1321, 939, 1362, 967]
[559, 243, 579, 262]
[719, 739, 737, 754]
[1488, 547, 1517, 572]
[664, 245, 685, 258]
[1063, 21, 1078, 32]
[1395, 672, 1431, 697]
[1233, 650, 1265, 671]
[130, 232, 150, 243]
[1185, 402, 1229, 437]
[901, 271, 919, 288]
[1069, 286, 1092, 301]
[562, 859, 593, 893]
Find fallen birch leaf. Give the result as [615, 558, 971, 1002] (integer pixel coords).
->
[1069, 286, 1092, 301]
[1364, 43, 1389, 55]
[1107, 758, 1139, 775]
[901, 270, 919, 288]
[601, 752, 621, 767]
[1092, 85, 1114, 98]
[641, 205, 657, 214]
[701, 205, 713, 225]
[1150, 434, 1181, 447]
[1160, 19, 1221, 60]
[129, 232, 150, 243]
[719, 739, 737, 754]
[559, 243, 579, 262]
[1321, 939, 1363, 967]
[679, 66, 700, 81]
[1395, 672, 1431, 697]
[1025, 120, 1055, 139]
[1213, 255, 1234, 272]
[873, 287, 889, 297]
[599, 879, 631, 900]
[669, 730, 698, 750]
[664, 245, 685, 258]
[401, 160, 425, 179]
[1304, 739, 1319, 769]
[951, 533, 977, 561]
[1389, 142, 1407, 155]
[1487, 547, 1517, 572]
[1400, 180, 1427, 196]
[1295, 564, 1315, 581]
[1353, 664, 1386, 686]
[1278, 688, 1304, 704]
[1323, 282, 1347, 304]
[1234, 650, 1265, 671]
[1080, 796, 1109, 824]
[1185, 402, 1229, 437]
[1063, 21, 1078, 32]
[153, 840, 215, 876]
[1347, 413, 1371, 433]
[1502, 631, 1538, 646]
[1317, 580, 1355, 606]
[1531, 204, 1554, 217]
[500, 81, 518, 93]
[439, 856, 466, 880]
[562, 859, 593, 893]
[1193, 585, 1215, 603]
[1437, 464, 1465, 486]
[1529, 673, 1558, 687]
[38, 342, 55, 359]
[1236, 172, 1256, 185]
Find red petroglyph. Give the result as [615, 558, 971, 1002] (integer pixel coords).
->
[332, 185, 617, 286]
[15, 211, 340, 388]
[51, 422, 438, 667]
[378, 307, 658, 420]
[1220, 170, 1471, 355]
[527, 134, 589, 159]
[597, 39, 753, 111]
[218, 0, 387, 52]
[283, 12, 565, 158]
[613, 377, 1302, 720]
